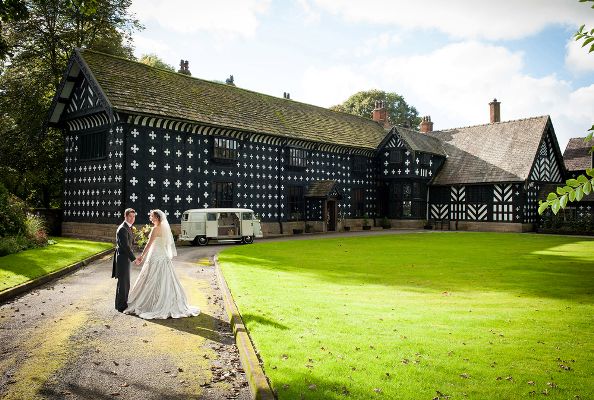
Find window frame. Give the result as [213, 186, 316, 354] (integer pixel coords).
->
[287, 185, 305, 220]
[286, 147, 308, 169]
[79, 128, 108, 161]
[351, 188, 365, 217]
[351, 156, 367, 174]
[211, 182, 234, 208]
[389, 149, 403, 164]
[213, 136, 239, 161]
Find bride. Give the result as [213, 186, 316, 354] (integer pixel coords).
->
[124, 209, 200, 319]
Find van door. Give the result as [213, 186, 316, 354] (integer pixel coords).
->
[241, 212, 254, 236]
[253, 217, 263, 238]
[206, 212, 218, 238]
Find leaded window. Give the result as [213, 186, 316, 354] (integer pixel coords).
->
[389, 149, 403, 164]
[467, 185, 491, 203]
[80, 130, 107, 160]
[287, 147, 307, 168]
[213, 137, 238, 160]
[288, 185, 304, 220]
[352, 156, 367, 174]
[352, 188, 365, 217]
[211, 182, 233, 207]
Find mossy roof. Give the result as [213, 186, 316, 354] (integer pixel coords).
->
[77, 49, 387, 149]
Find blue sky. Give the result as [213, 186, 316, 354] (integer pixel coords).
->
[130, 0, 594, 150]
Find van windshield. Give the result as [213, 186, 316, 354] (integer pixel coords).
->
[182, 213, 189, 221]
[207, 213, 216, 221]
[242, 212, 253, 220]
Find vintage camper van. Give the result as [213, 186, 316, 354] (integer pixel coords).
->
[179, 208, 263, 245]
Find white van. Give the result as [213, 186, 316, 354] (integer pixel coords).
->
[179, 208, 263, 246]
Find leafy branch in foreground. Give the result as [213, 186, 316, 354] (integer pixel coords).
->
[538, 168, 594, 215]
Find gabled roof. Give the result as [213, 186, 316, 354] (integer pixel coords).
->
[52, 49, 388, 150]
[563, 137, 592, 171]
[393, 126, 446, 156]
[426, 116, 552, 185]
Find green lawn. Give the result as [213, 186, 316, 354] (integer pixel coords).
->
[0, 237, 113, 292]
[219, 232, 594, 399]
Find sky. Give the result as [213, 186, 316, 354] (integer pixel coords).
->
[129, 0, 594, 151]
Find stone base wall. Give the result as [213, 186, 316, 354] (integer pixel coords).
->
[62, 222, 182, 243]
[449, 221, 534, 233]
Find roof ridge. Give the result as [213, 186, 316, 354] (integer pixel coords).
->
[434, 115, 550, 133]
[77, 48, 377, 126]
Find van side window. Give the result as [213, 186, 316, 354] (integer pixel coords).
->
[207, 213, 216, 221]
[182, 213, 189, 221]
[242, 212, 253, 220]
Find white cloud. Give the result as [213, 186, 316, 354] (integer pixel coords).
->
[296, 0, 321, 24]
[299, 41, 594, 149]
[309, 0, 594, 40]
[132, 35, 172, 60]
[565, 38, 594, 74]
[300, 65, 377, 107]
[130, 0, 271, 37]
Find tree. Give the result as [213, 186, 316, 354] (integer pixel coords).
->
[539, 0, 594, 215]
[330, 89, 421, 128]
[0, 0, 28, 58]
[138, 53, 175, 71]
[0, 0, 141, 208]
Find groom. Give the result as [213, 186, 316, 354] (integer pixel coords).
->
[112, 208, 140, 312]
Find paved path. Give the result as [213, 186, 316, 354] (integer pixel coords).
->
[0, 244, 251, 400]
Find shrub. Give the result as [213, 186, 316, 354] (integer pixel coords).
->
[0, 183, 27, 237]
[24, 213, 48, 246]
[0, 236, 32, 257]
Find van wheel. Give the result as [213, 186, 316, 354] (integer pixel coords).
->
[195, 236, 208, 246]
[242, 235, 254, 244]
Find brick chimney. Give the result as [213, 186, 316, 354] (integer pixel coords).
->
[372, 100, 388, 126]
[419, 116, 433, 133]
[489, 98, 501, 123]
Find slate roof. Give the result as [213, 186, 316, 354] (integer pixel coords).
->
[426, 116, 551, 185]
[394, 126, 446, 156]
[75, 49, 387, 149]
[305, 180, 342, 199]
[563, 138, 592, 171]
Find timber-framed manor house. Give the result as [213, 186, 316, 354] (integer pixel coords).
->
[49, 49, 566, 238]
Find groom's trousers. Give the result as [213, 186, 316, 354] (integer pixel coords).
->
[115, 266, 130, 312]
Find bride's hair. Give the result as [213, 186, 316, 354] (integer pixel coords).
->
[149, 209, 162, 222]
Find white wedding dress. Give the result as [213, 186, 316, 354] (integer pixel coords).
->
[124, 236, 200, 319]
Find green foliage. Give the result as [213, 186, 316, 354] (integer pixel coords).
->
[0, 0, 28, 57]
[330, 89, 421, 128]
[0, 0, 142, 207]
[0, 235, 32, 257]
[138, 53, 175, 72]
[0, 182, 27, 237]
[380, 216, 391, 229]
[220, 233, 594, 399]
[24, 212, 48, 246]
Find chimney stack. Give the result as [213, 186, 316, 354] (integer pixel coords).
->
[489, 98, 501, 123]
[419, 116, 433, 133]
[178, 60, 191, 76]
[372, 100, 388, 126]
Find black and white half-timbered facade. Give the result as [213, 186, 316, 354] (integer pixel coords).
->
[48, 49, 567, 238]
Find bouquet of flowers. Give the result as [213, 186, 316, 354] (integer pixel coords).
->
[132, 224, 152, 249]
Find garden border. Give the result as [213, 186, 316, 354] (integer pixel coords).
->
[214, 255, 275, 400]
[0, 247, 114, 304]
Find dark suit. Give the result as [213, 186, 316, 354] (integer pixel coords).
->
[112, 222, 136, 312]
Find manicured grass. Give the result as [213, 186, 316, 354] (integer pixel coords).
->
[219, 232, 594, 399]
[0, 237, 113, 292]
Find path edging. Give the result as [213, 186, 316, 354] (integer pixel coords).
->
[214, 255, 275, 400]
[0, 247, 114, 304]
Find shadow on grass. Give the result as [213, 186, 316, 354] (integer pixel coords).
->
[219, 232, 594, 302]
[242, 313, 289, 330]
